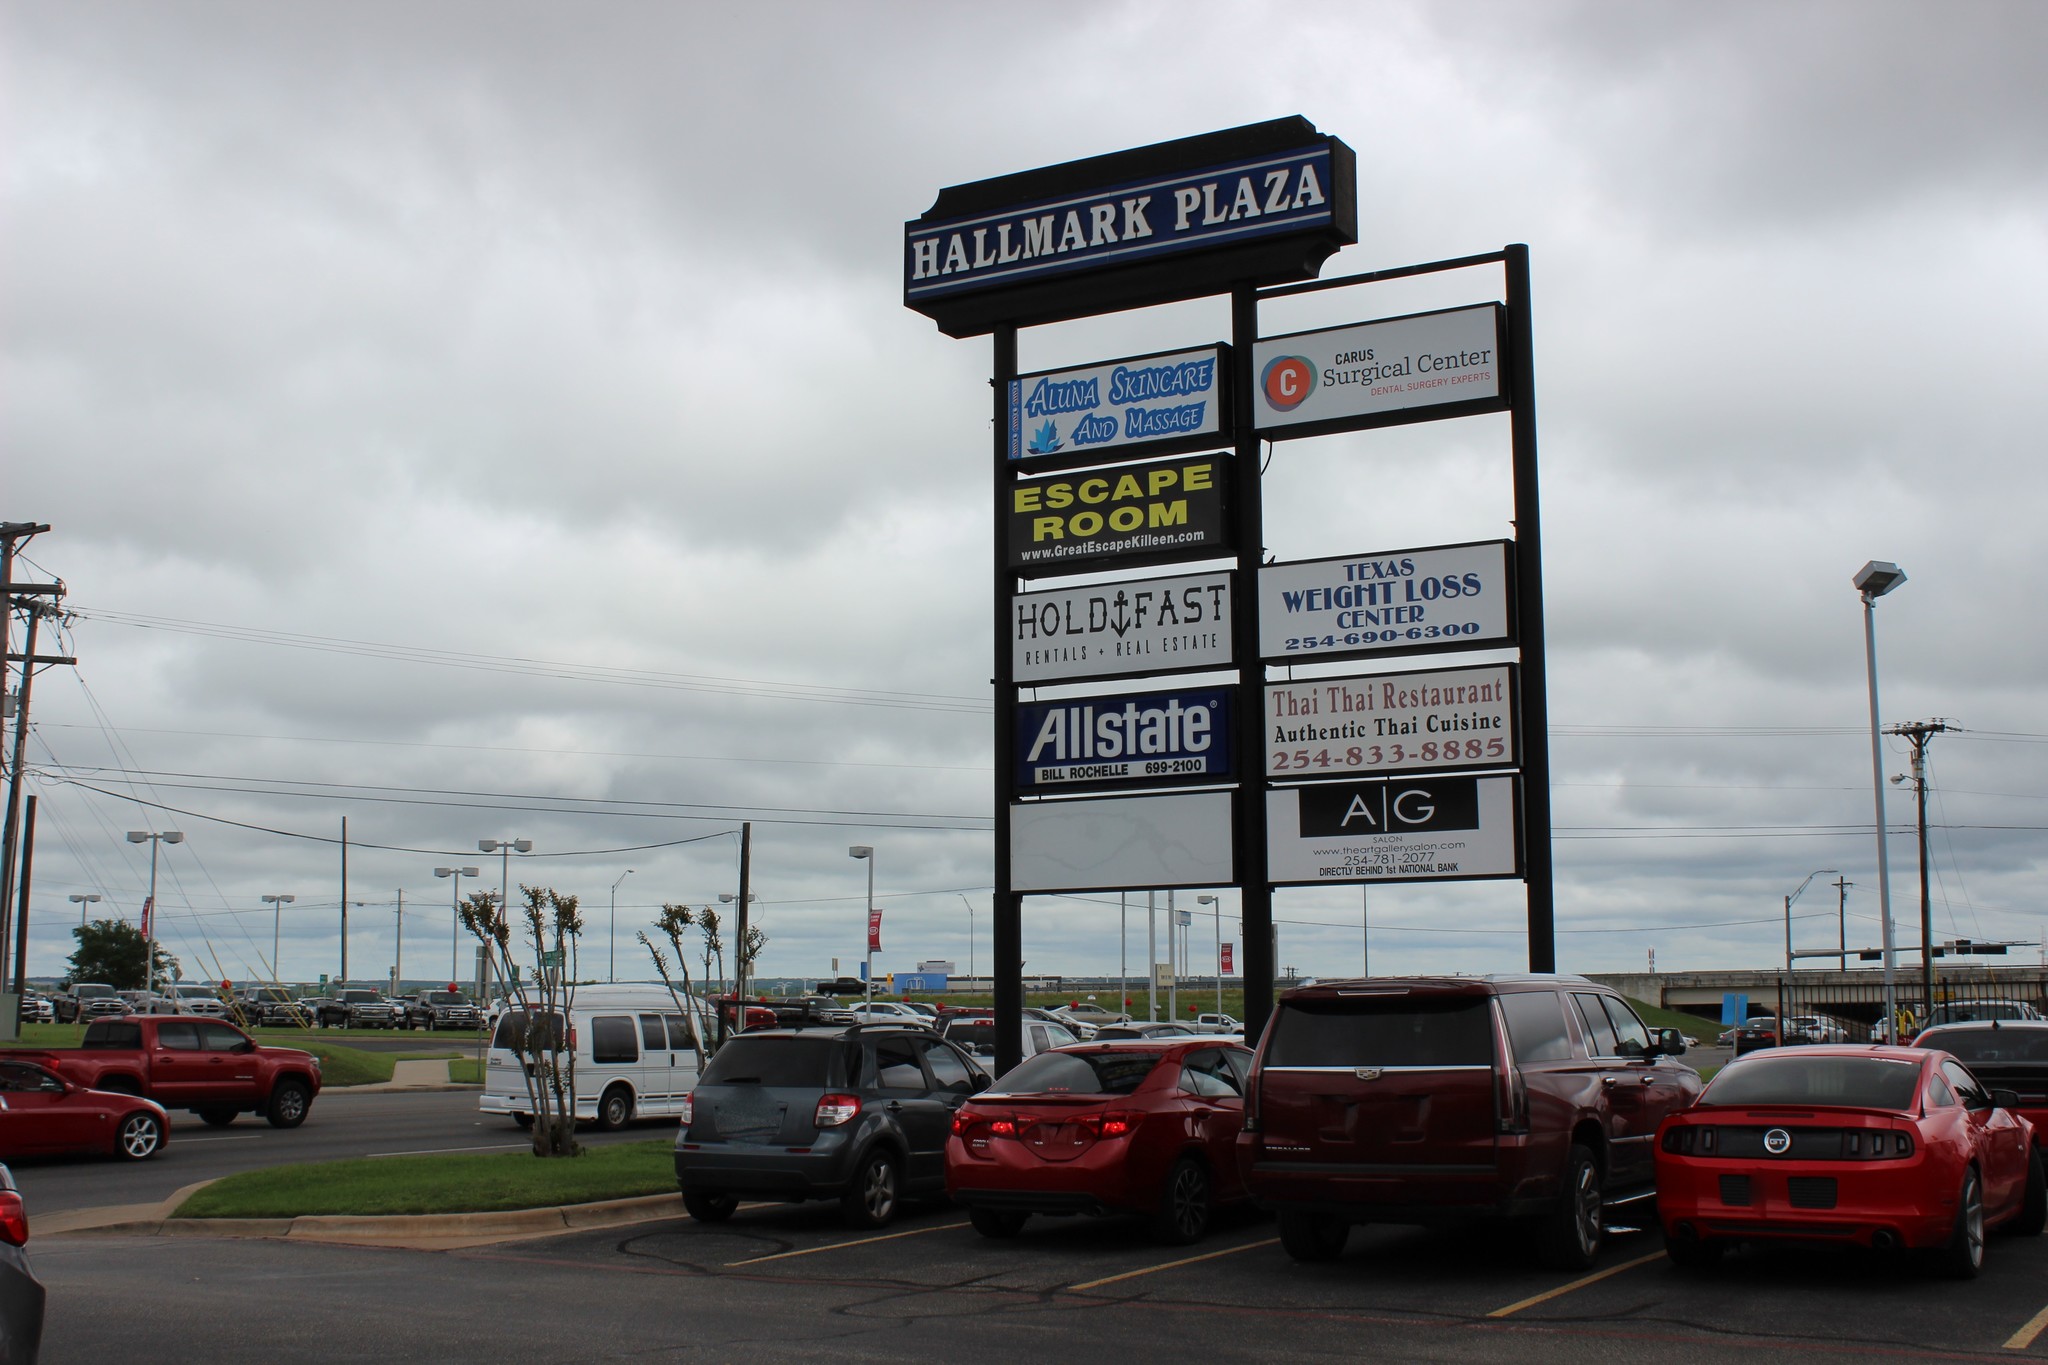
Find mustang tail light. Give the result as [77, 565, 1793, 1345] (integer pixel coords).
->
[1662, 1125, 1716, 1155]
[814, 1093, 861, 1128]
[0, 1192, 26, 1247]
[1843, 1129, 1915, 1159]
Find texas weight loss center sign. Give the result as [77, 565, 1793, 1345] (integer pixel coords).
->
[1260, 539, 1513, 662]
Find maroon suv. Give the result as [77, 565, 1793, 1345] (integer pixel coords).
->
[1238, 975, 1702, 1268]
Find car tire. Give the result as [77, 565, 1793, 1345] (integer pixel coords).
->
[594, 1085, 633, 1132]
[1150, 1156, 1212, 1246]
[683, 1188, 739, 1223]
[1938, 1166, 1986, 1279]
[1276, 1209, 1350, 1262]
[1535, 1143, 1604, 1270]
[266, 1078, 312, 1129]
[969, 1208, 1028, 1239]
[2015, 1148, 2047, 1237]
[512, 1112, 535, 1130]
[841, 1149, 901, 1230]
[117, 1110, 164, 1160]
[1664, 1233, 1724, 1269]
[197, 1107, 238, 1128]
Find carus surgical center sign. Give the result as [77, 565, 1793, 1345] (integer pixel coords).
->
[1266, 664, 1515, 779]
[1009, 454, 1229, 574]
[1014, 571, 1232, 684]
[1016, 687, 1232, 791]
[1009, 346, 1224, 466]
[1254, 305, 1507, 438]
[1261, 540, 1512, 662]
[1266, 775, 1521, 885]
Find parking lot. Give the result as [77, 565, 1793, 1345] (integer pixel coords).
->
[39, 1192, 2048, 1361]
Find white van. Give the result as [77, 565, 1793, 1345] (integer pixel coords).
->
[479, 984, 716, 1131]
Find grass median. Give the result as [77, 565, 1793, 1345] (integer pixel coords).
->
[175, 1138, 676, 1218]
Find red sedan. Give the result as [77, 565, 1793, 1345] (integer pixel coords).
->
[1657, 1045, 2044, 1276]
[0, 1060, 167, 1162]
[947, 1039, 1251, 1245]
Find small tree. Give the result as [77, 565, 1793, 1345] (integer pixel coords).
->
[638, 902, 710, 1068]
[461, 885, 583, 1157]
[698, 903, 726, 993]
[68, 919, 177, 990]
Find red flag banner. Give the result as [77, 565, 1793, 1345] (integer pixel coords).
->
[140, 895, 154, 939]
[1221, 942, 1234, 975]
[867, 908, 883, 953]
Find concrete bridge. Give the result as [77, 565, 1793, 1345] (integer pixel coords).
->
[1588, 965, 2048, 1031]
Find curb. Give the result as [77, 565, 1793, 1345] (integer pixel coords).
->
[323, 1082, 481, 1094]
[47, 1192, 687, 1247]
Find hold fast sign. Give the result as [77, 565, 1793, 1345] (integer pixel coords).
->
[1265, 775, 1521, 885]
[1266, 665, 1516, 780]
[1260, 540, 1512, 663]
[1254, 305, 1507, 438]
[1016, 686, 1232, 792]
[1008, 345, 1225, 467]
[1014, 571, 1232, 685]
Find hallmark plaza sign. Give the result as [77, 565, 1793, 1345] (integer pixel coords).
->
[905, 116, 1555, 1062]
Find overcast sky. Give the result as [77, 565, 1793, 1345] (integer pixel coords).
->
[6, 0, 2045, 1000]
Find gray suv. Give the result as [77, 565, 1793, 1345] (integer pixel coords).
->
[675, 1024, 989, 1229]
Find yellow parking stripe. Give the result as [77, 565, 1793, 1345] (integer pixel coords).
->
[2004, 1301, 2048, 1351]
[725, 1220, 967, 1266]
[1485, 1250, 1665, 1319]
[1069, 1237, 1280, 1291]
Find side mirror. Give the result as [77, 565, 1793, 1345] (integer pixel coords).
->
[1643, 1028, 1686, 1058]
[1990, 1088, 2021, 1111]
[971, 1073, 991, 1093]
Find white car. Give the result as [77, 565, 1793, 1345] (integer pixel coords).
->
[845, 1000, 931, 1026]
[1191, 1012, 1241, 1035]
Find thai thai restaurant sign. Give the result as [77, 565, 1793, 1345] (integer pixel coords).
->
[1265, 775, 1521, 885]
[1009, 453, 1230, 576]
[1008, 345, 1225, 468]
[1012, 791, 1234, 892]
[1265, 664, 1516, 779]
[1253, 304, 1507, 438]
[1260, 540, 1513, 663]
[1016, 686, 1232, 792]
[1013, 571, 1232, 685]
[904, 117, 1356, 337]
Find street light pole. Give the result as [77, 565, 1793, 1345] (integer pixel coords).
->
[477, 838, 533, 993]
[610, 869, 635, 983]
[262, 894, 295, 979]
[69, 893, 101, 929]
[848, 847, 875, 1012]
[957, 894, 977, 995]
[1855, 561, 1907, 1035]
[435, 865, 480, 981]
[125, 830, 182, 1000]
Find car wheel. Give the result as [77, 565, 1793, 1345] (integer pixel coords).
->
[2015, 1148, 2047, 1237]
[1276, 1209, 1350, 1262]
[197, 1107, 238, 1128]
[969, 1208, 1028, 1239]
[117, 1110, 164, 1160]
[1150, 1156, 1212, 1246]
[511, 1112, 534, 1130]
[266, 1078, 312, 1129]
[683, 1188, 738, 1223]
[595, 1085, 633, 1132]
[1664, 1233, 1724, 1269]
[1536, 1143, 1603, 1270]
[1937, 1166, 1986, 1278]
[841, 1149, 901, 1230]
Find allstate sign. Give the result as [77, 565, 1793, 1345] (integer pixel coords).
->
[1016, 686, 1233, 792]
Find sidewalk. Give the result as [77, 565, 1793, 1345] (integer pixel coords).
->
[328, 1058, 479, 1094]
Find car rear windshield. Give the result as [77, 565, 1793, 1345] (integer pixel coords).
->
[994, 1049, 1163, 1096]
[1703, 1055, 1921, 1110]
[1265, 994, 1494, 1068]
[422, 992, 468, 1005]
[1924, 1029, 2048, 1064]
[74, 984, 116, 998]
[699, 1036, 842, 1089]
[491, 1009, 566, 1053]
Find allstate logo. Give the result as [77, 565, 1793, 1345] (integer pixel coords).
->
[1763, 1127, 1792, 1155]
[1261, 355, 1316, 411]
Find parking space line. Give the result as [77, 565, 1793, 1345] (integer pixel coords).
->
[1484, 1250, 1664, 1319]
[2004, 1301, 2048, 1351]
[1068, 1237, 1280, 1292]
[725, 1220, 968, 1266]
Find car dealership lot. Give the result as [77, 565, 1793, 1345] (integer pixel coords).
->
[37, 1198, 2048, 1361]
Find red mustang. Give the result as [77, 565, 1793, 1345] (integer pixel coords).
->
[1657, 1045, 2044, 1276]
[947, 1039, 1252, 1245]
[0, 1059, 168, 1162]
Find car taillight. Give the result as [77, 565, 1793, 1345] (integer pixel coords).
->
[1496, 1064, 1529, 1135]
[0, 1192, 27, 1247]
[1662, 1125, 1717, 1155]
[679, 1092, 694, 1126]
[1842, 1129, 1914, 1159]
[1095, 1111, 1139, 1139]
[814, 1093, 860, 1127]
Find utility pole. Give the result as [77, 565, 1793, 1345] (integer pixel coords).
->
[1834, 875, 1853, 969]
[1889, 719, 1956, 1019]
[2, 521, 72, 993]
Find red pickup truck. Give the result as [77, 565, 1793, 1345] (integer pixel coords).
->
[15, 1014, 323, 1129]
